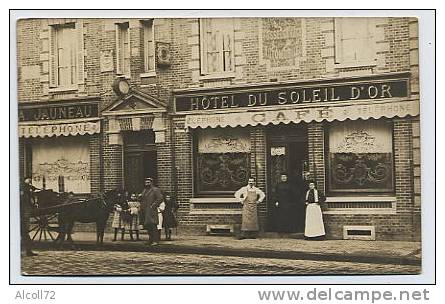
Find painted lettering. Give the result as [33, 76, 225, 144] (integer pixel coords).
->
[381, 84, 392, 98]
[350, 87, 361, 100]
[191, 97, 199, 111]
[295, 110, 310, 119]
[278, 92, 287, 104]
[252, 113, 266, 123]
[330, 88, 340, 101]
[201, 97, 210, 110]
[290, 91, 300, 103]
[273, 111, 287, 122]
[368, 85, 379, 99]
[230, 95, 239, 108]
[248, 94, 257, 107]
[221, 96, 229, 108]
[312, 89, 321, 102]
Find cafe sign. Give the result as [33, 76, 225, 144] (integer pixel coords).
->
[19, 102, 99, 122]
[184, 99, 419, 129]
[175, 73, 410, 113]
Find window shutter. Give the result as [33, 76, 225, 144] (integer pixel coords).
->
[49, 26, 58, 87]
[76, 21, 85, 87]
[334, 18, 343, 64]
[199, 19, 208, 75]
[115, 24, 122, 74]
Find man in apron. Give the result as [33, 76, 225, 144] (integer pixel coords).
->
[234, 177, 265, 239]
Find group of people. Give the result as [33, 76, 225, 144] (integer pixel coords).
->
[234, 174, 326, 240]
[20, 173, 325, 256]
[112, 177, 178, 246]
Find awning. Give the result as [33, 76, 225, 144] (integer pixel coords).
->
[19, 121, 101, 138]
[185, 99, 419, 129]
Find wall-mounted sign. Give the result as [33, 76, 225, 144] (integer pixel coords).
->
[19, 102, 99, 122]
[271, 147, 286, 156]
[156, 42, 171, 67]
[100, 50, 114, 72]
[175, 73, 410, 113]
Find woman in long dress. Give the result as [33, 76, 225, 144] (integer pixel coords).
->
[304, 181, 326, 240]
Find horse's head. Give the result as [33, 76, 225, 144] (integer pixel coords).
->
[102, 189, 121, 211]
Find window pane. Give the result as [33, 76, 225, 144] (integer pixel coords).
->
[336, 18, 375, 64]
[195, 128, 251, 195]
[56, 26, 76, 86]
[328, 120, 394, 193]
[200, 18, 234, 74]
[144, 21, 155, 72]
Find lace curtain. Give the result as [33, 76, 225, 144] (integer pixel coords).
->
[328, 120, 393, 192]
[31, 136, 91, 193]
[196, 128, 250, 195]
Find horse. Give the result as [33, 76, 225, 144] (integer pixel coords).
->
[56, 189, 120, 245]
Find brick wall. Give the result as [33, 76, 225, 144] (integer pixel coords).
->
[16, 17, 420, 240]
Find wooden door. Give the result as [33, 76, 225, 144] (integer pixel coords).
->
[125, 152, 145, 194]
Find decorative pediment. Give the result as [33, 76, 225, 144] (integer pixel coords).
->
[103, 88, 167, 116]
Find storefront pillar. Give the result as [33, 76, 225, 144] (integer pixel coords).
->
[307, 122, 326, 192]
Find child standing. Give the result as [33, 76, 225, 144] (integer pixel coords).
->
[162, 193, 178, 240]
[126, 193, 141, 241]
[111, 192, 128, 241]
[152, 199, 166, 245]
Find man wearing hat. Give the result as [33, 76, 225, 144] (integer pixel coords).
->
[20, 177, 39, 256]
[139, 177, 163, 246]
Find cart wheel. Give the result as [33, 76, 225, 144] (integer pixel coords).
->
[29, 213, 60, 242]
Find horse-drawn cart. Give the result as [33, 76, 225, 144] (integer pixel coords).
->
[28, 190, 85, 242]
[28, 189, 119, 244]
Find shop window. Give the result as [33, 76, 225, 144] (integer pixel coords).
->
[334, 18, 377, 66]
[199, 18, 235, 76]
[141, 20, 155, 73]
[327, 120, 394, 194]
[49, 23, 78, 88]
[116, 22, 130, 77]
[195, 128, 250, 196]
[31, 136, 91, 194]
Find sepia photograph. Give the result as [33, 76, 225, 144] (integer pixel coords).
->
[12, 11, 427, 280]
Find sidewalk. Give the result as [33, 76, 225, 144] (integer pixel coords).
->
[32, 232, 421, 266]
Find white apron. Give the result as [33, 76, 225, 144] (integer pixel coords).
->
[304, 203, 325, 237]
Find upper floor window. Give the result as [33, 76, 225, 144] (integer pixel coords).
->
[200, 18, 235, 76]
[334, 18, 377, 67]
[142, 20, 155, 73]
[49, 23, 77, 88]
[116, 22, 130, 77]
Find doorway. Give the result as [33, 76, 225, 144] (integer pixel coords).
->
[267, 124, 308, 233]
[123, 130, 157, 194]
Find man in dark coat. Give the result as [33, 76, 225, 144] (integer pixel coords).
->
[139, 177, 163, 246]
[20, 177, 38, 256]
[273, 174, 298, 232]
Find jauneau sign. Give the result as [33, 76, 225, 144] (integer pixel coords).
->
[19, 102, 99, 122]
[175, 75, 409, 113]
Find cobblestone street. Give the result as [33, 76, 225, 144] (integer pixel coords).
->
[21, 250, 420, 276]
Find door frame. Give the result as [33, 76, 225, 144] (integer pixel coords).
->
[122, 130, 157, 193]
[265, 124, 308, 232]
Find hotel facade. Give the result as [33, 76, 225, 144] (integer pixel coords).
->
[17, 17, 420, 240]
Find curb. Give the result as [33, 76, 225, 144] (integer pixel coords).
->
[32, 241, 421, 266]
